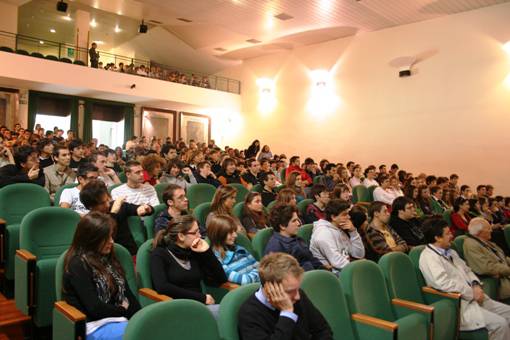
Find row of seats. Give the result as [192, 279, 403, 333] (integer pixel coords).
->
[0, 45, 86, 65]
[56, 249, 487, 339]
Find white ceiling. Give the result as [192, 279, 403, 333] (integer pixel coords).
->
[8, 0, 510, 72]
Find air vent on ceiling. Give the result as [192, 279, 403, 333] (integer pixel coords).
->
[177, 18, 193, 23]
[214, 47, 227, 52]
[274, 12, 293, 21]
[246, 39, 262, 44]
[148, 19, 163, 25]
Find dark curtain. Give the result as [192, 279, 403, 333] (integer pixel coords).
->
[27, 90, 78, 133]
[123, 105, 134, 143]
[82, 98, 134, 143]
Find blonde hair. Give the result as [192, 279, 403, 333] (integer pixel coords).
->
[259, 252, 304, 284]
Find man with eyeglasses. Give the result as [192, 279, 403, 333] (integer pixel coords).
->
[389, 196, 425, 246]
[59, 163, 99, 215]
[0, 145, 45, 188]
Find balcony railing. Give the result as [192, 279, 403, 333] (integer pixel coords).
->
[0, 30, 241, 94]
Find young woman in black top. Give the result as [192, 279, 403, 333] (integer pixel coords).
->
[150, 215, 227, 311]
[63, 212, 140, 340]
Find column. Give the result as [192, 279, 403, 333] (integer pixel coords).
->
[74, 10, 90, 64]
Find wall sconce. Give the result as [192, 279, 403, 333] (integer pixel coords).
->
[256, 78, 277, 114]
[307, 70, 339, 118]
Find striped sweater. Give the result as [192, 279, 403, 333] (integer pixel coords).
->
[213, 245, 260, 285]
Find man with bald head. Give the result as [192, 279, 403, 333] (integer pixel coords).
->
[464, 217, 510, 300]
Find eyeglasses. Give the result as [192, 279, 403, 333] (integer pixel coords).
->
[184, 229, 200, 236]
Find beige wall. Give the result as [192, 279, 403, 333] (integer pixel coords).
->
[0, 2, 18, 49]
[218, 2, 510, 195]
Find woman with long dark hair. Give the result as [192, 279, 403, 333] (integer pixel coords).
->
[63, 212, 140, 340]
[240, 192, 268, 236]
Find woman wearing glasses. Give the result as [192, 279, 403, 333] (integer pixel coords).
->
[150, 215, 227, 308]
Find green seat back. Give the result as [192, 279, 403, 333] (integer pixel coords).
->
[233, 202, 244, 219]
[251, 184, 262, 193]
[352, 185, 370, 203]
[54, 183, 79, 206]
[0, 183, 51, 224]
[187, 183, 216, 209]
[274, 185, 285, 193]
[56, 244, 137, 301]
[127, 216, 146, 248]
[368, 185, 378, 202]
[228, 183, 249, 203]
[125, 299, 221, 340]
[20, 207, 80, 259]
[409, 245, 426, 288]
[16, 207, 80, 327]
[143, 204, 167, 240]
[453, 235, 467, 259]
[339, 260, 395, 321]
[443, 209, 453, 226]
[313, 175, 323, 184]
[266, 200, 277, 211]
[378, 252, 425, 304]
[504, 226, 510, 250]
[218, 283, 259, 340]
[108, 183, 123, 194]
[280, 168, 286, 181]
[136, 239, 155, 306]
[235, 233, 256, 258]
[297, 199, 313, 216]
[251, 228, 273, 261]
[297, 224, 313, 245]
[118, 172, 127, 183]
[301, 270, 356, 340]
[193, 202, 212, 229]
[155, 183, 170, 204]
[0, 183, 51, 280]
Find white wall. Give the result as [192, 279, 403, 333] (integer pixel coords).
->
[218, 2, 510, 194]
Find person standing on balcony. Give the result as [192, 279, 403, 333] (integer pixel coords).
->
[89, 42, 99, 68]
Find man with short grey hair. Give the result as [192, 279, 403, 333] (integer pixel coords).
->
[464, 217, 510, 300]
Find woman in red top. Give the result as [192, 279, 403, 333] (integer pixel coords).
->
[141, 154, 165, 185]
[450, 197, 471, 236]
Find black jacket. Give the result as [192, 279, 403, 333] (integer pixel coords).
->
[239, 290, 333, 340]
[0, 164, 45, 188]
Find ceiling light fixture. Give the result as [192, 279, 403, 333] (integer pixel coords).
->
[139, 20, 148, 33]
[50, 28, 56, 33]
[114, 25, 121, 33]
[56, 0, 68, 13]
[39, 40, 44, 44]
[90, 19, 97, 27]
[62, 13, 72, 21]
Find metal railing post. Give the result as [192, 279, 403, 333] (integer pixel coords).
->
[58, 43, 61, 59]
